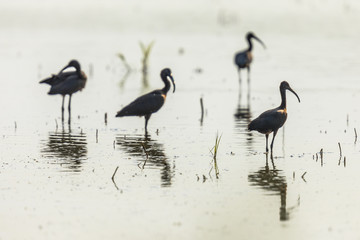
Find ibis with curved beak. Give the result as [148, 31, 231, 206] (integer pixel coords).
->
[248, 81, 300, 153]
[116, 68, 175, 134]
[234, 32, 266, 84]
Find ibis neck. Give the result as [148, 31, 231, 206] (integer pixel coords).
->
[247, 37, 253, 51]
[279, 88, 287, 109]
[161, 77, 171, 95]
[75, 67, 82, 77]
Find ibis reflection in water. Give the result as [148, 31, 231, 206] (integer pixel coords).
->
[248, 81, 300, 153]
[234, 93, 254, 150]
[116, 68, 175, 134]
[116, 134, 173, 187]
[234, 32, 266, 86]
[248, 153, 300, 221]
[40, 129, 87, 172]
[40, 60, 87, 124]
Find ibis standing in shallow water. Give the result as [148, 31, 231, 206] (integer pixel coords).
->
[234, 32, 266, 84]
[116, 68, 175, 134]
[40, 60, 87, 123]
[248, 81, 300, 153]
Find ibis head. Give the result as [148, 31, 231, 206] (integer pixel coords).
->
[280, 81, 300, 103]
[161, 68, 176, 93]
[60, 59, 81, 73]
[246, 32, 266, 49]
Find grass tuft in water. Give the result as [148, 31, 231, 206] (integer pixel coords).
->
[117, 53, 131, 88]
[117, 53, 131, 72]
[139, 41, 155, 88]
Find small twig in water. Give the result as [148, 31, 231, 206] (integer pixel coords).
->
[338, 142, 342, 157]
[105, 113, 108, 125]
[202, 174, 207, 183]
[200, 97, 204, 124]
[320, 148, 323, 160]
[301, 172, 307, 182]
[344, 156, 346, 167]
[96, 129, 98, 143]
[354, 128, 357, 143]
[112, 166, 119, 182]
[209, 133, 221, 179]
[319, 149, 323, 167]
[55, 119, 58, 130]
[111, 166, 120, 190]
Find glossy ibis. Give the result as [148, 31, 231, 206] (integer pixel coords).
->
[248, 81, 300, 153]
[40, 60, 87, 123]
[116, 68, 175, 134]
[234, 32, 266, 84]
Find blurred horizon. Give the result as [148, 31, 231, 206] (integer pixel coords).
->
[1, 0, 360, 37]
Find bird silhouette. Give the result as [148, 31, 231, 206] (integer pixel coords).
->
[40, 60, 87, 124]
[248, 81, 300, 153]
[234, 32, 266, 85]
[116, 68, 175, 134]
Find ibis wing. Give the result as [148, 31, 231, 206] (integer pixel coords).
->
[116, 92, 165, 117]
[39, 75, 62, 86]
[48, 74, 85, 95]
[248, 108, 287, 133]
[40, 71, 76, 86]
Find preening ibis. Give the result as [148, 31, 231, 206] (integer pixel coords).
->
[248, 81, 300, 153]
[116, 68, 175, 134]
[234, 32, 266, 84]
[40, 60, 87, 123]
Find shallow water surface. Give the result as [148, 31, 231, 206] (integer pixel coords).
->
[1, 0, 360, 239]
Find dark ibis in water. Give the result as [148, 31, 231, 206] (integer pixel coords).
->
[248, 81, 300, 153]
[116, 68, 175, 134]
[234, 32, 266, 84]
[40, 60, 87, 123]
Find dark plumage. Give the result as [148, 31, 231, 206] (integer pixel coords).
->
[234, 32, 266, 84]
[248, 81, 300, 153]
[40, 60, 87, 123]
[116, 68, 175, 134]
